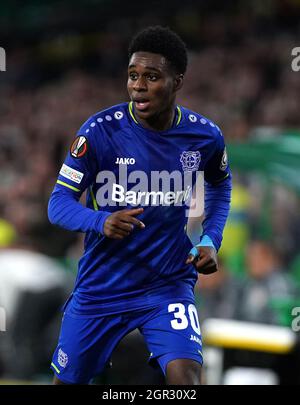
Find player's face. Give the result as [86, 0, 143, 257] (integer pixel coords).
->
[127, 52, 182, 124]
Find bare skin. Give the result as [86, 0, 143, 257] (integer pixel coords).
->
[186, 246, 218, 275]
[103, 207, 145, 239]
[127, 52, 183, 132]
[166, 359, 202, 385]
[53, 358, 201, 385]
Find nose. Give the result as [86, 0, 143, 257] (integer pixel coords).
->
[133, 76, 147, 92]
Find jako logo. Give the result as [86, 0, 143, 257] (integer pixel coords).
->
[291, 307, 300, 332]
[291, 47, 300, 72]
[0, 47, 6, 71]
[115, 157, 135, 165]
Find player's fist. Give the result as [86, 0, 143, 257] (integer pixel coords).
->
[186, 246, 218, 274]
[103, 207, 145, 239]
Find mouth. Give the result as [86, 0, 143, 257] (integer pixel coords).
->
[133, 99, 150, 112]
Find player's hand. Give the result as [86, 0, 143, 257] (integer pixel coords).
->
[103, 207, 145, 240]
[185, 246, 218, 274]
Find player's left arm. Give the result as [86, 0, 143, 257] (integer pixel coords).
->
[186, 128, 232, 274]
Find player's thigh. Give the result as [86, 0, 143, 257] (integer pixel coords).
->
[50, 312, 127, 384]
[140, 301, 203, 375]
[165, 358, 202, 385]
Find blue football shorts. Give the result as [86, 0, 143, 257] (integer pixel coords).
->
[50, 300, 203, 384]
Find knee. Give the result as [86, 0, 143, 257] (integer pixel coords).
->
[166, 359, 202, 385]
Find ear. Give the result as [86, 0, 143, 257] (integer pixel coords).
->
[174, 74, 184, 91]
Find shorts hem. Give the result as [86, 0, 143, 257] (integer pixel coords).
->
[151, 352, 203, 375]
[50, 366, 89, 385]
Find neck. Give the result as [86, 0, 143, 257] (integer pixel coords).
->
[135, 104, 176, 132]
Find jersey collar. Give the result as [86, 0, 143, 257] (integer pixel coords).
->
[128, 101, 182, 128]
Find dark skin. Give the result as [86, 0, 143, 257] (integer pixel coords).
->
[53, 51, 217, 385]
[186, 246, 218, 275]
[127, 51, 183, 131]
[103, 207, 145, 239]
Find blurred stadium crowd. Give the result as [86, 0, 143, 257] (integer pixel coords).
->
[0, 0, 300, 384]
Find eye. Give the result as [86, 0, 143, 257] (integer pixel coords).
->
[129, 72, 138, 80]
[147, 74, 158, 81]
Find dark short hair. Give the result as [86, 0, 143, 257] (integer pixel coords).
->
[128, 26, 188, 74]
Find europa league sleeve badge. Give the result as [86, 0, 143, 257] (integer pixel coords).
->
[70, 136, 88, 159]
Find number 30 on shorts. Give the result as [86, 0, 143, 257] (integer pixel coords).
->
[168, 303, 201, 335]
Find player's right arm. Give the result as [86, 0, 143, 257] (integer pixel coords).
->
[48, 124, 144, 239]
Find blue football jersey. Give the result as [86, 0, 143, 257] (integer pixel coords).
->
[51, 102, 230, 315]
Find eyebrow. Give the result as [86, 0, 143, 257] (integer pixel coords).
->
[128, 64, 161, 73]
